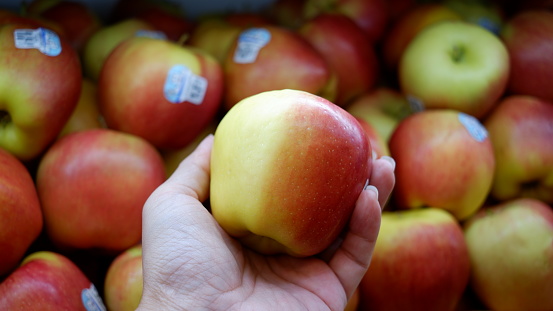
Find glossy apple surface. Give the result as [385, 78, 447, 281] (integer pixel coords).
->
[104, 244, 143, 311]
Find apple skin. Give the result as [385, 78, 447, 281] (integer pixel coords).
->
[355, 117, 390, 158]
[501, 9, 553, 102]
[59, 78, 105, 137]
[484, 95, 553, 204]
[389, 109, 495, 220]
[99, 36, 224, 150]
[358, 208, 470, 311]
[0, 22, 81, 161]
[381, 3, 462, 70]
[303, 0, 389, 43]
[0, 251, 106, 310]
[82, 18, 156, 81]
[399, 20, 510, 119]
[298, 13, 379, 107]
[223, 25, 335, 111]
[104, 244, 143, 311]
[35, 129, 167, 253]
[345, 87, 412, 143]
[463, 198, 553, 311]
[0, 148, 43, 276]
[210, 89, 372, 257]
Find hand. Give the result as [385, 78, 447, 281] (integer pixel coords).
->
[137, 134, 395, 311]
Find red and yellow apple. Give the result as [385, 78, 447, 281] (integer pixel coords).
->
[358, 208, 470, 311]
[210, 89, 372, 257]
[36, 129, 167, 253]
[104, 244, 143, 311]
[484, 95, 553, 204]
[464, 198, 553, 311]
[59, 78, 105, 137]
[389, 109, 495, 220]
[0, 147, 42, 276]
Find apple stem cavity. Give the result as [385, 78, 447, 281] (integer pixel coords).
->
[0, 111, 11, 127]
[450, 44, 466, 63]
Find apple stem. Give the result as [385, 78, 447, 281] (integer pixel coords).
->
[450, 45, 465, 63]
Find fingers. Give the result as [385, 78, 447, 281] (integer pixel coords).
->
[370, 156, 396, 208]
[327, 186, 382, 299]
[163, 134, 214, 202]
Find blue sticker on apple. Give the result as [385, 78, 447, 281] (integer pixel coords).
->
[458, 112, 488, 142]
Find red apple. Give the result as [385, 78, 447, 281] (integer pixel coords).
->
[501, 9, 553, 102]
[59, 78, 105, 137]
[104, 244, 143, 311]
[35, 129, 167, 253]
[464, 198, 553, 311]
[223, 25, 335, 110]
[298, 13, 379, 107]
[0, 251, 106, 310]
[133, 5, 193, 42]
[210, 89, 372, 257]
[303, 0, 389, 43]
[389, 109, 495, 220]
[484, 95, 553, 204]
[98, 36, 224, 151]
[358, 208, 470, 311]
[0, 148, 42, 276]
[0, 22, 81, 161]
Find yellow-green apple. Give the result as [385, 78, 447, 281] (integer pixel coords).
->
[59, 78, 105, 137]
[463, 198, 553, 311]
[0, 251, 106, 310]
[298, 13, 379, 107]
[355, 117, 390, 158]
[358, 208, 470, 311]
[104, 244, 143, 311]
[24, 0, 102, 53]
[210, 89, 372, 257]
[0, 22, 81, 161]
[484, 95, 553, 204]
[389, 109, 495, 220]
[223, 25, 335, 110]
[303, 0, 389, 43]
[501, 9, 553, 102]
[345, 87, 412, 142]
[35, 129, 166, 253]
[0, 147, 42, 276]
[399, 20, 510, 119]
[82, 18, 157, 81]
[98, 36, 223, 151]
[381, 3, 462, 70]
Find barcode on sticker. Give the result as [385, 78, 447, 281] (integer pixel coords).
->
[164, 65, 207, 105]
[233, 28, 271, 64]
[14, 28, 62, 56]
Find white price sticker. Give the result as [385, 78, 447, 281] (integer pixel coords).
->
[14, 28, 62, 56]
[164, 65, 207, 105]
[233, 27, 271, 64]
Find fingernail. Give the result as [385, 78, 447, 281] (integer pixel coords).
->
[380, 156, 396, 171]
[364, 184, 379, 197]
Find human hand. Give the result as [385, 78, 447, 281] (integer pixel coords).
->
[137, 134, 395, 311]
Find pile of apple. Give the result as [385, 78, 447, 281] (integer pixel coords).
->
[0, 0, 552, 310]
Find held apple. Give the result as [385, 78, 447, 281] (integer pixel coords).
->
[210, 89, 372, 257]
[104, 244, 143, 311]
[0, 251, 107, 311]
[0, 147, 43, 276]
[399, 20, 510, 119]
[223, 25, 335, 110]
[484, 95, 553, 204]
[36, 129, 167, 253]
[389, 109, 495, 220]
[358, 208, 470, 311]
[0, 22, 81, 161]
[501, 9, 553, 102]
[98, 36, 224, 150]
[298, 13, 379, 107]
[463, 198, 553, 311]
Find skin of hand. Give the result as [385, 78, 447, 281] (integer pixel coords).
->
[137, 134, 395, 311]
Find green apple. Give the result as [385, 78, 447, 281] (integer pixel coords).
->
[359, 208, 470, 311]
[389, 109, 495, 220]
[210, 89, 372, 257]
[104, 244, 143, 311]
[464, 198, 553, 311]
[0, 147, 42, 276]
[484, 95, 553, 204]
[399, 20, 509, 119]
[0, 22, 81, 161]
